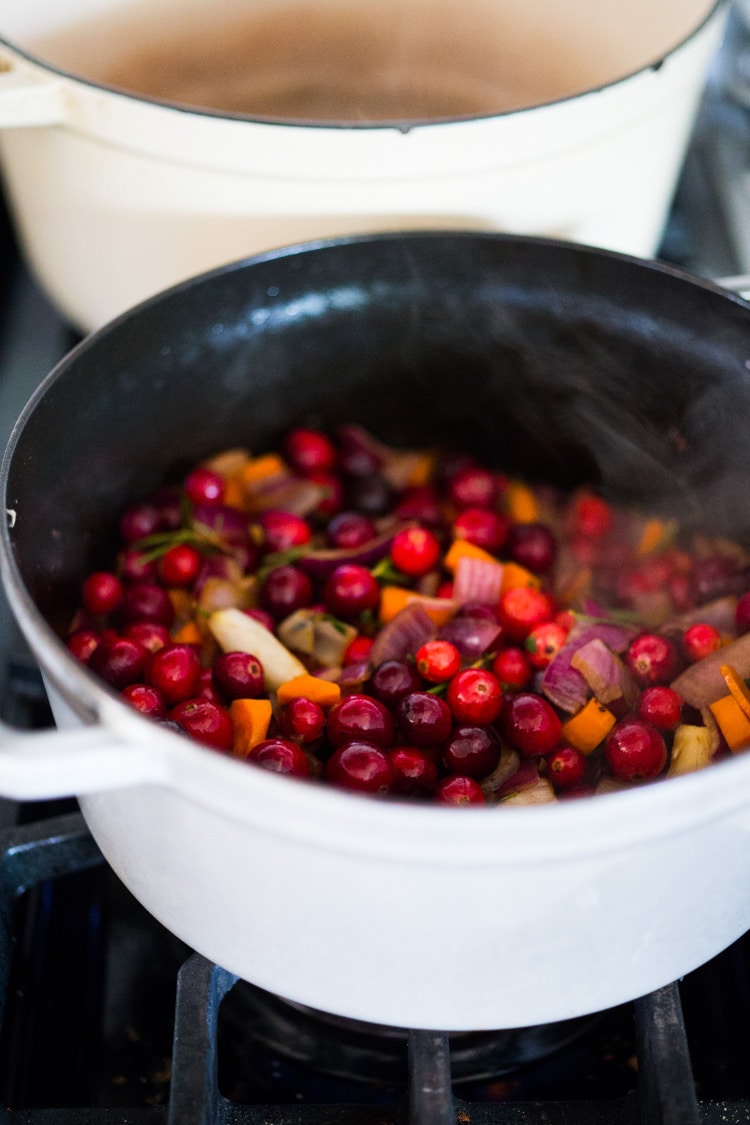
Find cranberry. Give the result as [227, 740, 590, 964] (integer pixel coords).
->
[395, 486, 441, 526]
[436, 580, 454, 599]
[118, 547, 157, 583]
[626, 634, 678, 686]
[435, 776, 486, 805]
[345, 473, 395, 517]
[443, 725, 500, 779]
[573, 494, 613, 538]
[605, 718, 667, 783]
[637, 686, 683, 731]
[67, 628, 102, 664]
[326, 511, 377, 549]
[278, 697, 326, 743]
[445, 669, 503, 725]
[415, 640, 462, 684]
[369, 660, 422, 707]
[307, 470, 344, 517]
[212, 651, 265, 699]
[448, 466, 496, 509]
[337, 437, 381, 477]
[184, 467, 224, 506]
[82, 571, 123, 616]
[547, 746, 586, 791]
[452, 508, 509, 553]
[390, 527, 441, 577]
[682, 622, 722, 663]
[147, 643, 201, 705]
[491, 647, 532, 690]
[396, 692, 453, 748]
[284, 428, 336, 474]
[326, 740, 394, 794]
[669, 573, 693, 613]
[170, 698, 234, 750]
[498, 587, 555, 642]
[323, 565, 380, 619]
[343, 635, 375, 665]
[243, 607, 275, 632]
[119, 503, 162, 544]
[123, 621, 171, 654]
[389, 746, 438, 797]
[525, 622, 567, 669]
[737, 592, 750, 635]
[89, 637, 147, 689]
[327, 693, 395, 748]
[248, 738, 310, 778]
[506, 523, 557, 575]
[121, 683, 167, 719]
[152, 486, 183, 531]
[158, 544, 202, 588]
[260, 565, 313, 619]
[118, 583, 175, 628]
[196, 667, 222, 702]
[501, 692, 562, 756]
[259, 509, 312, 552]
[692, 555, 742, 602]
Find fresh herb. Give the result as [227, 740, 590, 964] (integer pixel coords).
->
[256, 546, 310, 584]
[371, 557, 411, 586]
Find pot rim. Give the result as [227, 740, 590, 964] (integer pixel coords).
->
[0, 0, 727, 132]
[4, 229, 750, 866]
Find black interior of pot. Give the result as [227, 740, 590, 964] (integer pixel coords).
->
[5, 232, 750, 632]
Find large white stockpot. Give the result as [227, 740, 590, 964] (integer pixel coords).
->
[0, 0, 729, 332]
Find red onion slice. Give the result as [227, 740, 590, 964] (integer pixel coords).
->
[369, 603, 437, 668]
[297, 529, 401, 583]
[192, 504, 250, 544]
[453, 556, 504, 606]
[570, 639, 639, 713]
[438, 615, 502, 658]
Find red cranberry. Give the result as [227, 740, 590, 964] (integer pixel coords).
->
[89, 637, 147, 689]
[248, 738, 310, 778]
[390, 527, 441, 577]
[278, 697, 326, 743]
[692, 555, 742, 602]
[259, 510, 312, 553]
[626, 634, 678, 686]
[501, 692, 562, 756]
[323, 565, 380, 619]
[122, 683, 167, 719]
[389, 747, 438, 797]
[284, 428, 336, 474]
[637, 686, 683, 732]
[67, 628, 102, 664]
[118, 547, 157, 583]
[212, 651, 265, 699]
[118, 583, 175, 628]
[152, 486, 183, 530]
[395, 486, 441, 526]
[326, 511, 377, 549]
[573, 494, 613, 538]
[119, 503, 162, 544]
[147, 643, 201, 705]
[337, 436, 381, 477]
[243, 607, 275, 632]
[170, 698, 234, 750]
[158, 544, 202, 587]
[452, 507, 509, 553]
[395, 692, 453, 748]
[498, 587, 555, 642]
[123, 621, 171, 654]
[82, 571, 123, 616]
[307, 469, 344, 517]
[491, 647, 532, 690]
[260, 565, 313, 619]
[326, 741, 394, 794]
[547, 746, 586, 791]
[737, 592, 750, 635]
[506, 523, 557, 575]
[369, 660, 422, 707]
[343, 635, 375, 665]
[682, 622, 722, 663]
[415, 640, 462, 684]
[443, 725, 500, 779]
[327, 693, 394, 748]
[435, 776, 486, 805]
[184, 467, 224, 506]
[448, 466, 496, 509]
[345, 473, 395, 517]
[196, 667, 222, 703]
[605, 718, 667, 783]
[525, 622, 567, 669]
[445, 669, 503, 726]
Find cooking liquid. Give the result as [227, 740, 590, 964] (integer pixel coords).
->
[24, 0, 716, 124]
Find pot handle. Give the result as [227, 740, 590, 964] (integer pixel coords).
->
[0, 55, 67, 129]
[0, 721, 168, 800]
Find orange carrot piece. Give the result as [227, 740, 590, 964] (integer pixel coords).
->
[500, 561, 542, 594]
[276, 674, 342, 709]
[443, 539, 498, 573]
[560, 699, 617, 756]
[169, 589, 193, 620]
[222, 473, 249, 511]
[240, 453, 288, 486]
[379, 586, 458, 627]
[201, 448, 251, 477]
[636, 518, 667, 557]
[172, 620, 202, 646]
[505, 482, 539, 524]
[719, 663, 750, 721]
[230, 698, 273, 758]
[709, 693, 750, 752]
[406, 452, 437, 488]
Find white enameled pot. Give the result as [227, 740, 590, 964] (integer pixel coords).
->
[0, 0, 729, 333]
[2, 231, 750, 1033]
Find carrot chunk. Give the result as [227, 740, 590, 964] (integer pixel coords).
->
[172, 621, 202, 646]
[719, 663, 750, 721]
[230, 698, 273, 758]
[443, 539, 498, 573]
[560, 699, 617, 756]
[379, 586, 458, 627]
[709, 693, 750, 752]
[500, 561, 542, 594]
[505, 482, 539, 524]
[276, 674, 341, 709]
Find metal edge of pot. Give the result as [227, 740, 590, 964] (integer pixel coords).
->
[3, 229, 750, 866]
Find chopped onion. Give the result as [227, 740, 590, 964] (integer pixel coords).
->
[298, 529, 400, 583]
[540, 647, 589, 713]
[571, 639, 639, 713]
[481, 745, 521, 800]
[670, 631, 750, 708]
[452, 556, 503, 606]
[566, 621, 635, 655]
[438, 614, 502, 658]
[370, 603, 436, 667]
[198, 576, 252, 614]
[496, 761, 539, 799]
[194, 553, 245, 595]
[277, 610, 357, 667]
[192, 504, 249, 544]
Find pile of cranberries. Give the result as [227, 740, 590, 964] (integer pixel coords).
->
[65, 424, 750, 806]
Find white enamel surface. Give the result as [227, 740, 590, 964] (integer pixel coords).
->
[0, 0, 727, 332]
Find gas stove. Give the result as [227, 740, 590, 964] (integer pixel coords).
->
[3, 13, 750, 1122]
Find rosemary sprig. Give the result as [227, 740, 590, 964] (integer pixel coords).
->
[256, 546, 310, 584]
[370, 557, 411, 586]
[130, 520, 234, 564]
